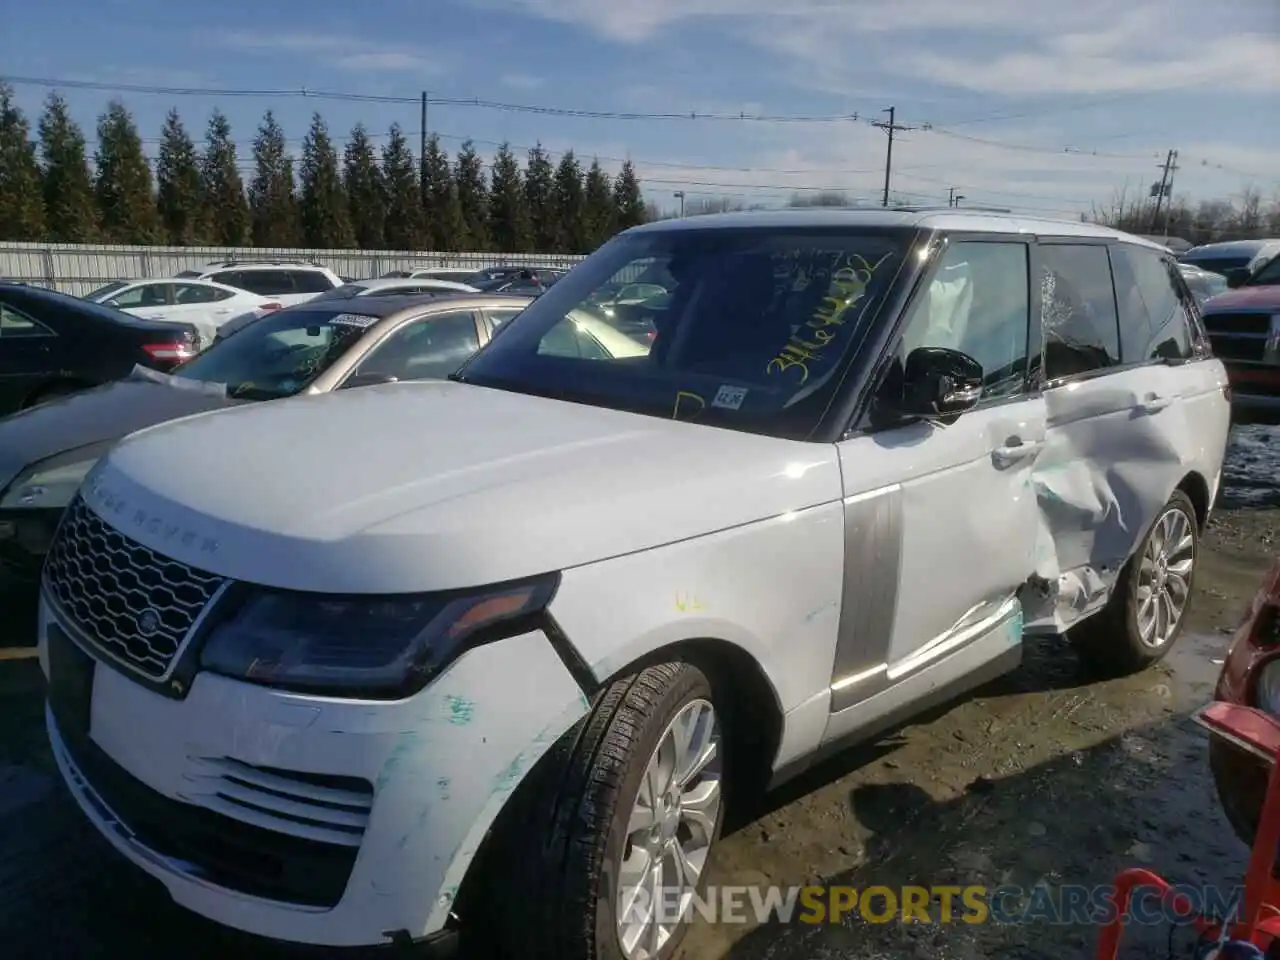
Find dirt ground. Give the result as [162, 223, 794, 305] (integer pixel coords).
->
[1, 437, 1278, 958]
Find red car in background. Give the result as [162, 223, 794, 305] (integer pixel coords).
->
[1210, 559, 1280, 846]
[1199, 253, 1280, 424]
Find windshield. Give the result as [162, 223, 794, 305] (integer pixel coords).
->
[455, 226, 910, 440]
[1246, 255, 1280, 286]
[85, 280, 129, 301]
[172, 307, 379, 399]
[1182, 270, 1228, 303]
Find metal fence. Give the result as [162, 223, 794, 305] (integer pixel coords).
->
[0, 242, 590, 296]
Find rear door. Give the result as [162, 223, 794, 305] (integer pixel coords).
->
[0, 299, 61, 412]
[1025, 239, 1204, 632]
[826, 236, 1045, 738]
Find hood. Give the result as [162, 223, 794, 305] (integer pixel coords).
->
[85, 380, 842, 593]
[1203, 285, 1280, 311]
[0, 374, 242, 491]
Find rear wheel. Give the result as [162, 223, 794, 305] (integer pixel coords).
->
[479, 661, 725, 960]
[1073, 490, 1199, 676]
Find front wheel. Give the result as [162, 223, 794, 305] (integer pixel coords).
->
[1072, 489, 1199, 677]
[479, 661, 726, 960]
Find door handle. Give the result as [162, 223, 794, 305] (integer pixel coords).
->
[992, 438, 1043, 466]
[1140, 392, 1171, 413]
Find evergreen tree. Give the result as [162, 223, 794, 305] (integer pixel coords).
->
[552, 150, 585, 254]
[38, 93, 97, 242]
[583, 158, 616, 251]
[298, 113, 353, 249]
[420, 134, 462, 250]
[94, 100, 161, 243]
[487, 142, 529, 253]
[454, 140, 489, 251]
[0, 83, 46, 241]
[200, 110, 249, 245]
[343, 123, 384, 249]
[524, 142, 555, 252]
[248, 110, 298, 247]
[613, 159, 647, 230]
[381, 123, 424, 250]
[155, 108, 206, 245]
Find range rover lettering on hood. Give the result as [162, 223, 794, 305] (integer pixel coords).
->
[86, 473, 220, 555]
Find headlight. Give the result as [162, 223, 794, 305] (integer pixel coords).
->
[199, 573, 560, 697]
[0, 449, 106, 510]
[1254, 658, 1280, 715]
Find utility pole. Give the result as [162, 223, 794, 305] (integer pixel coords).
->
[948, 187, 964, 208]
[1161, 150, 1179, 236]
[673, 191, 685, 217]
[1149, 149, 1175, 233]
[420, 91, 429, 199]
[872, 107, 917, 207]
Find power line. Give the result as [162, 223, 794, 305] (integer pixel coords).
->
[6, 72, 1206, 170]
[0, 74, 865, 124]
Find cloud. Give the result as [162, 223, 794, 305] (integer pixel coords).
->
[471, 0, 1280, 99]
[500, 73, 544, 91]
[213, 30, 441, 75]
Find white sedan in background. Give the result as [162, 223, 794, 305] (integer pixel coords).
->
[84, 278, 277, 348]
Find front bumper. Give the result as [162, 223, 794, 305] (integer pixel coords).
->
[0, 506, 62, 580]
[38, 595, 590, 948]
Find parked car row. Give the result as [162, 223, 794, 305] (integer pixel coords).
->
[1180, 238, 1280, 424]
[15, 209, 1234, 959]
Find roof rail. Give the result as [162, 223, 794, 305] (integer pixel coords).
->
[891, 204, 1015, 214]
[210, 259, 324, 268]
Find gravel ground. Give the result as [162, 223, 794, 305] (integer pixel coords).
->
[1, 426, 1277, 959]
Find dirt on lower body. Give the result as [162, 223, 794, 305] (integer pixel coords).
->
[1, 435, 1279, 958]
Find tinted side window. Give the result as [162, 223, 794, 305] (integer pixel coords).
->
[0, 301, 56, 337]
[292, 271, 336, 294]
[1111, 245, 1195, 362]
[175, 283, 226, 304]
[109, 283, 170, 308]
[1039, 244, 1121, 381]
[210, 271, 245, 290]
[235, 271, 296, 296]
[899, 240, 1030, 400]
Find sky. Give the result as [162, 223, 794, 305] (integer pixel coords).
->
[4, 0, 1279, 221]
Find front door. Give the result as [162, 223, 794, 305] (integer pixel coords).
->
[825, 237, 1045, 741]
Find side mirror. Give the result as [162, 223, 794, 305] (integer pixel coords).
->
[1225, 267, 1251, 289]
[341, 371, 399, 389]
[901, 346, 984, 418]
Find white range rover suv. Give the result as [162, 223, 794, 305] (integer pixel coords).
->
[38, 209, 1230, 958]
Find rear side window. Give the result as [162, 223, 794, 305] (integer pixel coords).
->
[0, 301, 56, 337]
[291, 271, 336, 294]
[174, 270, 203, 279]
[1111, 245, 1195, 362]
[175, 283, 230, 304]
[217, 270, 296, 296]
[1039, 244, 1121, 382]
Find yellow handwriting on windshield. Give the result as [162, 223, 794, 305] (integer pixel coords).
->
[671, 390, 706, 420]
[766, 251, 894, 383]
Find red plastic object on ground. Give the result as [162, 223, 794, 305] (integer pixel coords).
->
[1096, 701, 1280, 958]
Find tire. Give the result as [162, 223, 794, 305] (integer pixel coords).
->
[1072, 489, 1199, 677]
[477, 661, 726, 960]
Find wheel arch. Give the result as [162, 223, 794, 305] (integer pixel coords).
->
[1174, 469, 1211, 531]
